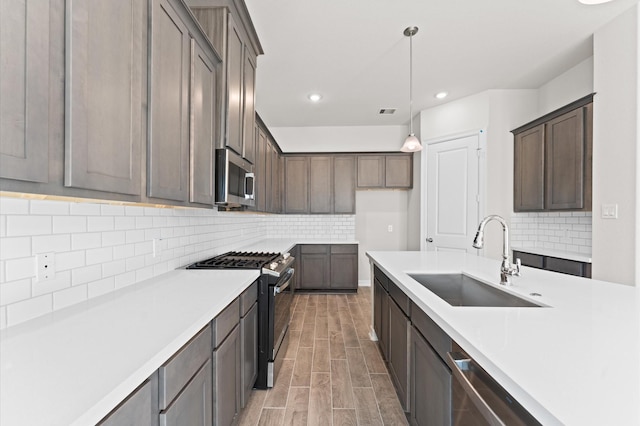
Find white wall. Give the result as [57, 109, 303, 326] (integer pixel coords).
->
[418, 90, 538, 259]
[270, 125, 408, 152]
[538, 57, 594, 115]
[592, 5, 639, 285]
[355, 190, 409, 282]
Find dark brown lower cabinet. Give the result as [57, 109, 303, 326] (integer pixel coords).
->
[98, 375, 159, 426]
[299, 247, 330, 290]
[373, 276, 389, 360]
[213, 325, 240, 426]
[240, 292, 258, 408]
[410, 326, 451, 426]
[388, 299, 410, 412]
[513, 250, 591, 278]
[298, 244, 358, 291]
[159, 360, 212, 426]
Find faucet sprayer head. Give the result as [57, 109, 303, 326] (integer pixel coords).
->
[472, 230, 484, 249]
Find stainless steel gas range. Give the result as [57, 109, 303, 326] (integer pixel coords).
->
[187, 251, 295, 389]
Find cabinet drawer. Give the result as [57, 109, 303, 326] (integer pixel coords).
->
[388, 279, 410, 317]
[99, 374, 157, 426]
[212, 298, 240, 348]
[300, 244, 329, 254]
[160, 359, 212, 426]
[373, 265, 389, 291]
[411, 301, 451, 363]
[545, 257, 585, 277]
[159, 324, 212, 410]
[330, 244, 357, 254]
[240, 280, 258, 317]
[513, 251, 544, 269]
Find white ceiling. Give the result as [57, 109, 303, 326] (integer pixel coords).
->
[245, 0, 638, 129]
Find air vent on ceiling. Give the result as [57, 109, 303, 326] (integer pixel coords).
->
[379, 108, 396, 115]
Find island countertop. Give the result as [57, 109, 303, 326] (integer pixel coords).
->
[366, 250, 639, 426]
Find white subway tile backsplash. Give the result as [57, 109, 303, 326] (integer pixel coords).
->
[1, 237, 31, 260]
[0, 196, 353, 328]
[6, 216, 51, 236]
[7, 294, 52, 325]
[102, 231, 126, 247]
[88, 216, 115, 232]
[32, 234, 71, 254]
[53, 285, 88, 310]
[53, 216, 87, 234]
[71, 264, 102, 286]
[511, 212, 591, 254]
[30, 200, 69, 215]
[32, 270, 71, 297]
[1, 279, 32, 305]
[5, 257, 34, 282]
[102, 259, 126, 278]
[72, 232, 102, 250]
[88, 277, 115, 298]
[86, 247, 113, 265]
[100, 204, 125, 216]
[114, 271, 136, 289]
[0, 198, 29, 214]
[56, 251, 85, 271]
[70, 202, 101, 216]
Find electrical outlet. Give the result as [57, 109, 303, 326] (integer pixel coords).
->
[36, 252, 56, 282]
[153, 238, 163, 258]
[388, 225, 393, 232]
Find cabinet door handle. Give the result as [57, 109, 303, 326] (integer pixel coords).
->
[426, 238, 433, 243]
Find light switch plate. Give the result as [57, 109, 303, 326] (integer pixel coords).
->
[601, 204, 618, 219]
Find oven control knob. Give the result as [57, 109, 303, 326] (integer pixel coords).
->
[270, 262, 278, 270]
[282, 253, 290, 260]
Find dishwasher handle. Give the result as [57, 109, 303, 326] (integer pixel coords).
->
[446, 352, 506, 426]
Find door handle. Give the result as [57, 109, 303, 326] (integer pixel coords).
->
[426, 238, 433, 243]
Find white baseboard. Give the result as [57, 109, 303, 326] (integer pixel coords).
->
[358, 279, 371, 287]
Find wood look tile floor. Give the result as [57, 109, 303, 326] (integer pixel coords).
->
[237, 288, 409, 426]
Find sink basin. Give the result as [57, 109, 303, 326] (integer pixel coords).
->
[408, 274, 541, 307]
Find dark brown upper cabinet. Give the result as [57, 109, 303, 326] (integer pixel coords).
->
[512, 95, 593, 212]
[191, 6, 261, 164]
[356, 153, 413, 189]
[64, 0, 146, 196]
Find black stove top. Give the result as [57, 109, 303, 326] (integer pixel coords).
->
[187, 251, 279, 270]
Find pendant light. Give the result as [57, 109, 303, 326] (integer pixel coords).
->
[400, 26, 423, 153]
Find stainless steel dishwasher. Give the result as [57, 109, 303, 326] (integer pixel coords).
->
[447, 349, 542, 426]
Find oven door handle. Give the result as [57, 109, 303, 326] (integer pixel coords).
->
[274, 268, 294, 295]
[446, 352, 506, 426]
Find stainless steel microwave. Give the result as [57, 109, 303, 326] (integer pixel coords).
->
[215, 148, 255, 208]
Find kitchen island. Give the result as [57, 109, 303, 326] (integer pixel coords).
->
[367, 250, 639, 425]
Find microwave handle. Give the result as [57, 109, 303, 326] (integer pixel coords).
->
[244, 172, 255, 200]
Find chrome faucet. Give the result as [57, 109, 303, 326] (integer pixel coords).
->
[472, 215, 520, 285]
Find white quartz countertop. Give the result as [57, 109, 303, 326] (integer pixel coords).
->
[0, 269, 259, 426]
[366, 251, 639, 426]
[0, 237, 359, 425]
[512, 245, 592, 263]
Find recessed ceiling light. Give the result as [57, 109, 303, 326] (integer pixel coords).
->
[308, 93, 322, 102]
[435, 92, 448, 100]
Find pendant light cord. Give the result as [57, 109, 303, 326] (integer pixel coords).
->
[409, 31, 414, 135]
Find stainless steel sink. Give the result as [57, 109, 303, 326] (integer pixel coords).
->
[408, 274, 541, 307]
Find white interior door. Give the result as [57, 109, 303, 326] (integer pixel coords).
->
[424, 133, 481, 252]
